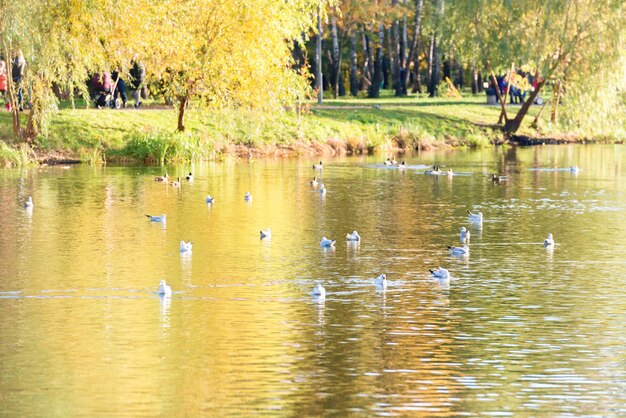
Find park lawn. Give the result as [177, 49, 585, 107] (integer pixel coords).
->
[0, 91, 544, 163]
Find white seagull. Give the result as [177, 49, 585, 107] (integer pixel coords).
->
[319, 184, 327, 195]
[374, 273, 387, 289]
[244, 192, 252, 201]
[429, 267, 451, 280]
[468, 210, 483, 223]
[313, 161, 323, 170]
[146, 214, 166, 222]
[460, 227, 470, 243]
[24, 196, 33, 208]
[260, 228, 272, 239]
[544, 233, 555, 247]
[180, 241, 192, 252]
[312, 283, 326, 297]
[320, 237, 336, 248]
[448, 245, 470, 256]
[570, 166, 580, 173]
[206, 195, 215, 204]
[346, 231, 361, 242]
[158, 280, 172, 296]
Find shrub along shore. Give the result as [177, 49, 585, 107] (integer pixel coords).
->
[0, 94, 620, 166]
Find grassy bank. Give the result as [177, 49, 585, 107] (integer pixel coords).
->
[0, 91, 607, 166]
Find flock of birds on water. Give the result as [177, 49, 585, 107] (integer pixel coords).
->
[20, 160, 580, 300]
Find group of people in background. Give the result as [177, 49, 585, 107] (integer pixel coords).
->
[485, 69, 542, 106]
[90, 55, 145, 109]
[0, 50, 27, 112]
[0, 50, 146, 112]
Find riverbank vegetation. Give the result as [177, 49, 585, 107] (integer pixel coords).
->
[1, 0, 625, 166]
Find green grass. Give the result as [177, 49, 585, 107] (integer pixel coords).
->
[0, 90, 570, 165]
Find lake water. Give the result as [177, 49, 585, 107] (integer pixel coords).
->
[1, 145, 625, 416]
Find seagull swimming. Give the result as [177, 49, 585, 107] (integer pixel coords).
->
[206, 195, 215, 204]
[544, 233, 555, 247]
[313, 161, 323, 170]
[180, 241, 192, 252]
[158, 280, 172, 296]
[244, 192, 252, 201]
[346, 230, 361, 242]
[374, 273, 387, 289]
[570, 166, 580, 173]
[312, 283, 326, 297]
[146, 214, 166, 222]
[319, 184, 327, 195]
[460, 227, 470, 243]
[320, 236, 336, 248]
[448, 245, 470, 256]
[468, 210, 483, 223]
[310, 176, 319, 187]
[260, 228, 272, 239]
[24, 196, 33, 208]
[185, 172, 193, 181]
[429, 267, 450, 280]
[155, 173, 168, 182]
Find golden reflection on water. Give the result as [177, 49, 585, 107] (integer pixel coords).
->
[0, 145, 625, 416]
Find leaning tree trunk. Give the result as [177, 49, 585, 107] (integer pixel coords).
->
[368, 24, 384, 98]
[349, 31, 359, 96]
[177, 95, 189, 132]
[503, 80, 546, 133]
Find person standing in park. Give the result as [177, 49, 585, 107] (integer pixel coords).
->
[112, 69, 127, 108]
[0, 55, 8, 111]
[12, 50, 26, 111]
[129, 54, 145, 108]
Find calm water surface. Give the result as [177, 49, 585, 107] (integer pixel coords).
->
[1, 145, 625, 416]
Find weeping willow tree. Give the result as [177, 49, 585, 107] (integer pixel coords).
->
[444, 0, 626, 135]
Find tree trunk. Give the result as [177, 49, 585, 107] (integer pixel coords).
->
[4, 43, 21, 137]
[383, 27, 392, 89]
[471, 62, 478, 94]
[550, 80, 561, 124]
[361, 30, 372, 90]
[503, 80, 546, 133]
[428, 0, 444, 98]
[315, 6, 323, 104]
[177, 95, 189, 132]
[349, 31, 359, 96]
[457, 61, 464, 89]
[368, 24, 384, 98]
[330, 12, 341, 99]
[403, 0, 423, 95]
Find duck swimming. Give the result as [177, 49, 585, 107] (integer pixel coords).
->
[155, 173, 168, 182]
[313, 161, 323, 169]
[425, 165, 442, 175]
[310, 176, 319, 187]
[171, 177, 181, 187]
[185, 172, 193, 181]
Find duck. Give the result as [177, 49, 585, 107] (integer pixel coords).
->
[146, 214, 166, 222]
[374, 273, 387, 289]
[312, 283, 326, 297]
[260, 228, 272, 239]
[460, 227, 470, 243]
[447, 169, 454, 176]
[384, 158, 393, 166]
[468, 210, 483, 223]
[398, 161, 407, 170]
[425, 165, 442, 175]
[492, 174, 508, 184]
[244, 192, 252, 201]
[179, 240, 192, 252]
[155, 173, 168, 182]
[171, 177, 181, 187]
[310, 176, 319, 187]
[206, 195, 215, 204]
[313, 161, 323, 170]
[429, 267, 450, 280]
[544, 233, 555, 247]
[391, 159, 398, 165]
[24, 196, 33, 208]
[448, 245, 470, 256]
[319, 184, 327, 195]
[320, 237, 336, 248]
[157, 280, 172, 296]
[185, 172, 193, 181]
